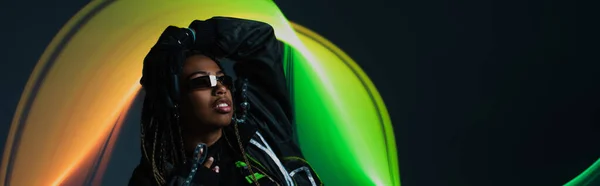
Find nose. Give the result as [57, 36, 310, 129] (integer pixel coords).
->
[213, 81, 228, 96]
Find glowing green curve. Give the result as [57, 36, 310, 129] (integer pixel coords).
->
[286, 23, 399, 186]
[564, 158, 600, 186]
[0, 0, 400, 185]
[4, 0, 596, 185]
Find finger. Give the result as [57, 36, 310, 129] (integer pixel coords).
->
[204, 157, 214, 168]
[212, 166, 220, 173]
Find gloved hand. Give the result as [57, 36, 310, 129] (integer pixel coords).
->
[154, 25, 195, 49]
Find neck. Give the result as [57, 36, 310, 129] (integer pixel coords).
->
[182, 126, 223, 156]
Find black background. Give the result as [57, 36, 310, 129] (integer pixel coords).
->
[1, 0, 599, 185]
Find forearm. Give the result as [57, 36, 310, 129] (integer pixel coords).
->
[189, 16, 281, 60]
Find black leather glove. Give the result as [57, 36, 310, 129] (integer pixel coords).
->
[155, 25, 195, 49]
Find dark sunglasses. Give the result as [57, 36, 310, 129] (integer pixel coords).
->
[187, 75, 233, 90]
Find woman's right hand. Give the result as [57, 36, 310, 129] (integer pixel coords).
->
[198, 147, 220, 173]
[175, 145, 220, 185]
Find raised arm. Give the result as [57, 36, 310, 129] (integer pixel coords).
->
[189, 17, 290, 117]
[189, 17, 296, 154]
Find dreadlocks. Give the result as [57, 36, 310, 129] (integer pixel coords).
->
[139, 26, 196, 185]
[139, 46, 187, 185]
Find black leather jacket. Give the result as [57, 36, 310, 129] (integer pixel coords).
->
[128, 17, 323, 186]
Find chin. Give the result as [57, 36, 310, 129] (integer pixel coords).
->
[212, 114, 233, 127]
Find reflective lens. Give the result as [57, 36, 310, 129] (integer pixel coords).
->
[188, 75, 233, 90]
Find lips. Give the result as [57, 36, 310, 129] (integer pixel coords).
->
[213, 98, 233, 113]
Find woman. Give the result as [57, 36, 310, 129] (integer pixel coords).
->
[128, 16, 323, 186]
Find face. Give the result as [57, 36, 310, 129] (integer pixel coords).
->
[179, 54, 234, 131]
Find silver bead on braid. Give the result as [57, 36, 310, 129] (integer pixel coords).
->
[235, 78, 250, 123]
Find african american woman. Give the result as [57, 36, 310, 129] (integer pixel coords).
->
[127, 17, 323, 186]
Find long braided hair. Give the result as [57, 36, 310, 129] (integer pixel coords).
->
[139, 37, 200, 185]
